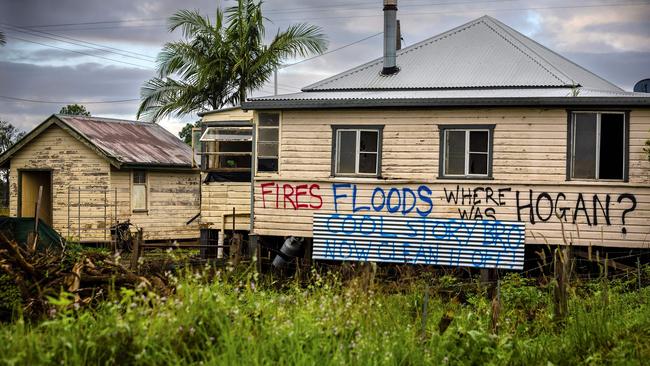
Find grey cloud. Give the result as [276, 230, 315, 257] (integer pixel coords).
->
[1, 0, 649, 133]
[0, 61, 154, 130]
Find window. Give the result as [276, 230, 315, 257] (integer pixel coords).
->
[132, 171, 147, 212]
[332, 126, 383, 176]
[569, 111, 627, 180]
[257, 113, 280, 172]
[200, 125, 253, 172]
[439, 125, 494, 178]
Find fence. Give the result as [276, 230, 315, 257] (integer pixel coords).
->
[67, 186, 118, 243]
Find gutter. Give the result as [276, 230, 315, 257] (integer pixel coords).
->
[243, 97, 650, 110]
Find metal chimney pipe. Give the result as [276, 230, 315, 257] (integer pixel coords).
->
[381, 0, 398, 75]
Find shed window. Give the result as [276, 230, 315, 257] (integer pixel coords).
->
[132, 171, 147, 212]
[200, 126, 253, 172]
[257, 113, 280, 172]
[569, 112, 627, 180]
[439, 125, 494, 178]
[332, 126, 383, 177]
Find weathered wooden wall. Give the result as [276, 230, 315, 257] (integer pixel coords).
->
[9, 122, 201, 242]
[111, 170, 200, 241]
[200, 180, 251, 231]
[253, 108, 650, 248]
[202, 108, 253, 122]
[9, 124, 111, 241]
[199, 108, 253, 232]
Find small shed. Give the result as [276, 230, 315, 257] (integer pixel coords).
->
[0, 114, 200, 243]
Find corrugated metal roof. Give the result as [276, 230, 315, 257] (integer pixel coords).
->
[301, 15, 623, 92]
[246, 87, 650, 109]
[57, 115, 193, 167]
[251, 88, 648, 101]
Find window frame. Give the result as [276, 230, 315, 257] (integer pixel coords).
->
[131, 170, 148, 213]
[566, 110, 629, 182]
[438, 124, 495, 179]
[256, 112, 281, 174]
[330, 125, 384, 178]
[199, 121, 253, 173]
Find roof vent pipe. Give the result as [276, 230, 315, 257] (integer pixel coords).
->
[382, 0, 399, 75]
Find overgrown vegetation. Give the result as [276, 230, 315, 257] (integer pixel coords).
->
[1, 258, 649, 365]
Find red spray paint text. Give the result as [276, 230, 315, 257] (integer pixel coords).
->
[260, 183, 323, 210]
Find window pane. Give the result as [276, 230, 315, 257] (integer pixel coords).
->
[573, 113, 597, 179]
[259, 113, 279, 126]
[132, 184, 146, 210]
[337, 131, 357, 174]
[219, 141, 252, 153]
[258, 127, 278, 142]
[599, 113, 624, 180]
[468, 153, 488, 175]
[257, 142, 278, 157]
[257, 158, 278, 172]
[445, 130, 466, 175]
[200, 127, 252, 142]
[133, 171, 146, 184]
[359, 153, 377, 174]
[219, 155, 251, 169]
[360, 131, 378, 152]
[469, 131, 488, 152]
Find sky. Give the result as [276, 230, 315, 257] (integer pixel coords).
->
[0, 0, 649, 137]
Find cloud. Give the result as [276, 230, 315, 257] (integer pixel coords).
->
[0, 61, 153, 130]
[0, 0, 648, 134]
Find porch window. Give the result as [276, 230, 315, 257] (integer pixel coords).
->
[439, 125, 494, 178]
[257, 112, 280, 172]
[200, 125, 253, 172]
[332, 126, 383, 177]
[132, 170, 147, 212]
[569, 111, 627, 180]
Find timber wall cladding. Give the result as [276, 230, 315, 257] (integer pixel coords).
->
[253, 108, 650, 248]
[9, 125, 111, 241]
[112, 170, 201, 240]
[200, 180, 250, 231]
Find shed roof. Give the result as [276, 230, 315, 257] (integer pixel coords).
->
[245, 15, 650, 109]
[0, 114, 194, 169]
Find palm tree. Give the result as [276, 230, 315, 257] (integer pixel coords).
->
[137, 0, 327, 122]
[137, 9, 235, 122]
[0, 31, 5, 46]
[225, 0, 327, 105]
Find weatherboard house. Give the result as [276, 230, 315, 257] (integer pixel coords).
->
[237, 10, 650, 269]
[0, 114, 200, 243]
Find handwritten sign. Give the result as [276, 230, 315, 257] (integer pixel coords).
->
[312, 213, 525, 270]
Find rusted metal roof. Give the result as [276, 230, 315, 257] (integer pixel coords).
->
[57, 115, 193, 168]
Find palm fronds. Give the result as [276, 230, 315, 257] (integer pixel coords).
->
[137, 0, 327, 122]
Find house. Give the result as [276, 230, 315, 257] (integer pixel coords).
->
[240, 5, 650, 269]
[0, 114, 200, 243]
[197, 107, 253, 252]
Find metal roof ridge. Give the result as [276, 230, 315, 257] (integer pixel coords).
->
[55, 114, 154, 125]
[482, 16, 623, 92]
[303, 16, 490, 91]
[478, 16, 574, 86]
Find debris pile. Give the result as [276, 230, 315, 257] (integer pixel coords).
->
[0, 233, 169, 319]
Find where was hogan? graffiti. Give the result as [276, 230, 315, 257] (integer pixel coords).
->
[259, 183, 638, 234]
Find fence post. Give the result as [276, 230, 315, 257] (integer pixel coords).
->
[104, 188, 107, 242]
[77, 187, 81, 241]
[67, 186, 70, 238]
[130, 228, 143, 271]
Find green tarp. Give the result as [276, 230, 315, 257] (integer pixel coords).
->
[0, 217, 64, 251]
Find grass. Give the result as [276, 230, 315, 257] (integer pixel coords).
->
[0, 263, 649, 365]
